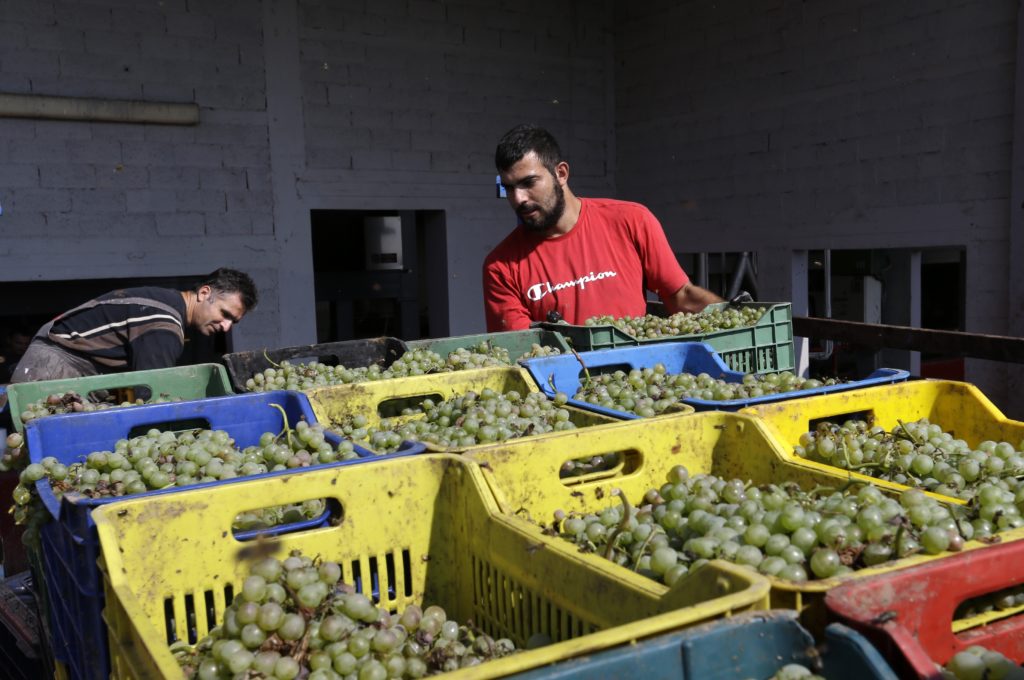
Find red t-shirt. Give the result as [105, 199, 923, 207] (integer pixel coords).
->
[483, 198, 689, 331]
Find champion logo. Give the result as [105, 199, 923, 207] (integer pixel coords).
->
[526, 270, 618, 301]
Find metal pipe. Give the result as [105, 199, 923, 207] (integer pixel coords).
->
[0, 93, 199, 125]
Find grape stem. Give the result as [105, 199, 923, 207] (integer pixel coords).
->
[603, 488, 633, 561]
[262, 348, 282, 369]
[268, 403, 295, 449]
[631, 529, 657, 572]
[569, 347, 592, 388]
[895, 419, 919, 445]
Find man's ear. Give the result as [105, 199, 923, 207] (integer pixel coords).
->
[196, 285, 213, 302]
[554, 160, 570, 185]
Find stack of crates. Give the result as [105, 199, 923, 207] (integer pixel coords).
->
[14, 305, 1024, 678]
[22, 389, 399, 679]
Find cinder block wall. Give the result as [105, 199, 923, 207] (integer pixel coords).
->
[291, 0, 615, 337]
[613, 0, 1017, 408]
[0, 0, 283, 349]
[0, 0, 614, 347]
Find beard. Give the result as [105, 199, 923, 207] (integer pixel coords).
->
[519, 182, 566, 232]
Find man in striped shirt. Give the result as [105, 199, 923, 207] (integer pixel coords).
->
[9, 268, 258, 384]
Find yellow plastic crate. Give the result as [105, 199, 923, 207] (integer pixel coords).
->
[740, 379, 1024, 506]
[93, 454, 769, 680]
[304, 366, 638, 453]
[462, 411, 1024, 633]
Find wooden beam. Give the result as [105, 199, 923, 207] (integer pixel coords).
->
[793, 317, 1024, 364]
[0, 93, 198, 125]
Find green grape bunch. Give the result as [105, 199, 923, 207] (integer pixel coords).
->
[575, 364, 843, 417]
[796, 418, 1024, 505]
[550, 464, 990, 587]
[11, 412, 361, 535]
[333, 389, 577, 454]
[19, 390, 181, 425]
[941, 646, 1024, 680]
[584, 306, 768, 339]
[0, 431, 27, 473]
[517, 343, 563, 360]
[767, 664, 825, 680]
[176, 551, 519, 679]
[246, 342, 561, 392]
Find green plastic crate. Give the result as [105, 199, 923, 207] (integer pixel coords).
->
[406, 329, 571, 362]
[544, 302, 794, 373]
[6, 363, 234, 433]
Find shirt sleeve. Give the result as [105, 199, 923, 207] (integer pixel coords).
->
[483, 259, 533, 332]
[632, 206, 690, 298]
[127, 329, 183, 371]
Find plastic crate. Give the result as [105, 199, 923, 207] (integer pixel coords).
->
[508, 610, 898, 680]
[92, 454, 770, 680]
[522, 341, 909, 417]
[826, 539, 1024, 679]
[221, 336, 407, 392]
[462, 411, 1024, 634]
[740, 379, 1024, 506]
[0, 469, 29, 575]
[24, 391, 406, 680]
[5, 363, 234, 433]
[0, 387, 10, 431]
[305, 366, 621, 453]
[405, 328, 571, 361]
[0, 571, 47, 680]
[541, 302, 794, 373]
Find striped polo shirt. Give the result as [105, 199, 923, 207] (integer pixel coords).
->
[46, 287, 187, 372]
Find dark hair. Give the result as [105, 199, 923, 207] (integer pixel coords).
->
[195, 268, 258, 312]
[495, 124, 563, 174]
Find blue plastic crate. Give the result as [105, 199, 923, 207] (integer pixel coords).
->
[25, 390, 422, 680]
[508, 610, 898, 680]
[522, 342, 910, 417]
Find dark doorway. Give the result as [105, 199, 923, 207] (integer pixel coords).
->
[310, 209, 448, 342]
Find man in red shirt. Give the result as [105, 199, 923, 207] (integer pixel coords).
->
[483, 124, 722, 332]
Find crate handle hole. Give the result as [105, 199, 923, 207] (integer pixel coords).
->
[126, 417, 212, 438]
[378, 393, 443, 419]
[86, 384, 155, 404]
[807, 409, 876, 433]
[559, 449, 642, 485]
[233, 498, 343, 541]
[579, 363, 634, 382]
[952, 586, 1024, 635]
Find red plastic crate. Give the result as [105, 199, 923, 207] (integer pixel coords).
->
[825, 541, 1024, 679]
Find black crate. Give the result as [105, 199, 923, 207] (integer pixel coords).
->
[222, 337, 408, 392]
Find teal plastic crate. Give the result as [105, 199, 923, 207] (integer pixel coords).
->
[6, 364, 234, 433]
[508, 610, 899, 680]
[543, 302, 794, 373]
[405, 329, 571, 362]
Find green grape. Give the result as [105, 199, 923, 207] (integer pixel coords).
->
[550, 457, 992, 590]
[584, 306, 769, 339]
[177, 550, 521, 678]
[244, 342, 562, 392]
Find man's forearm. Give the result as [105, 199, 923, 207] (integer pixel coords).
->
[666, 283, 723, 314]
